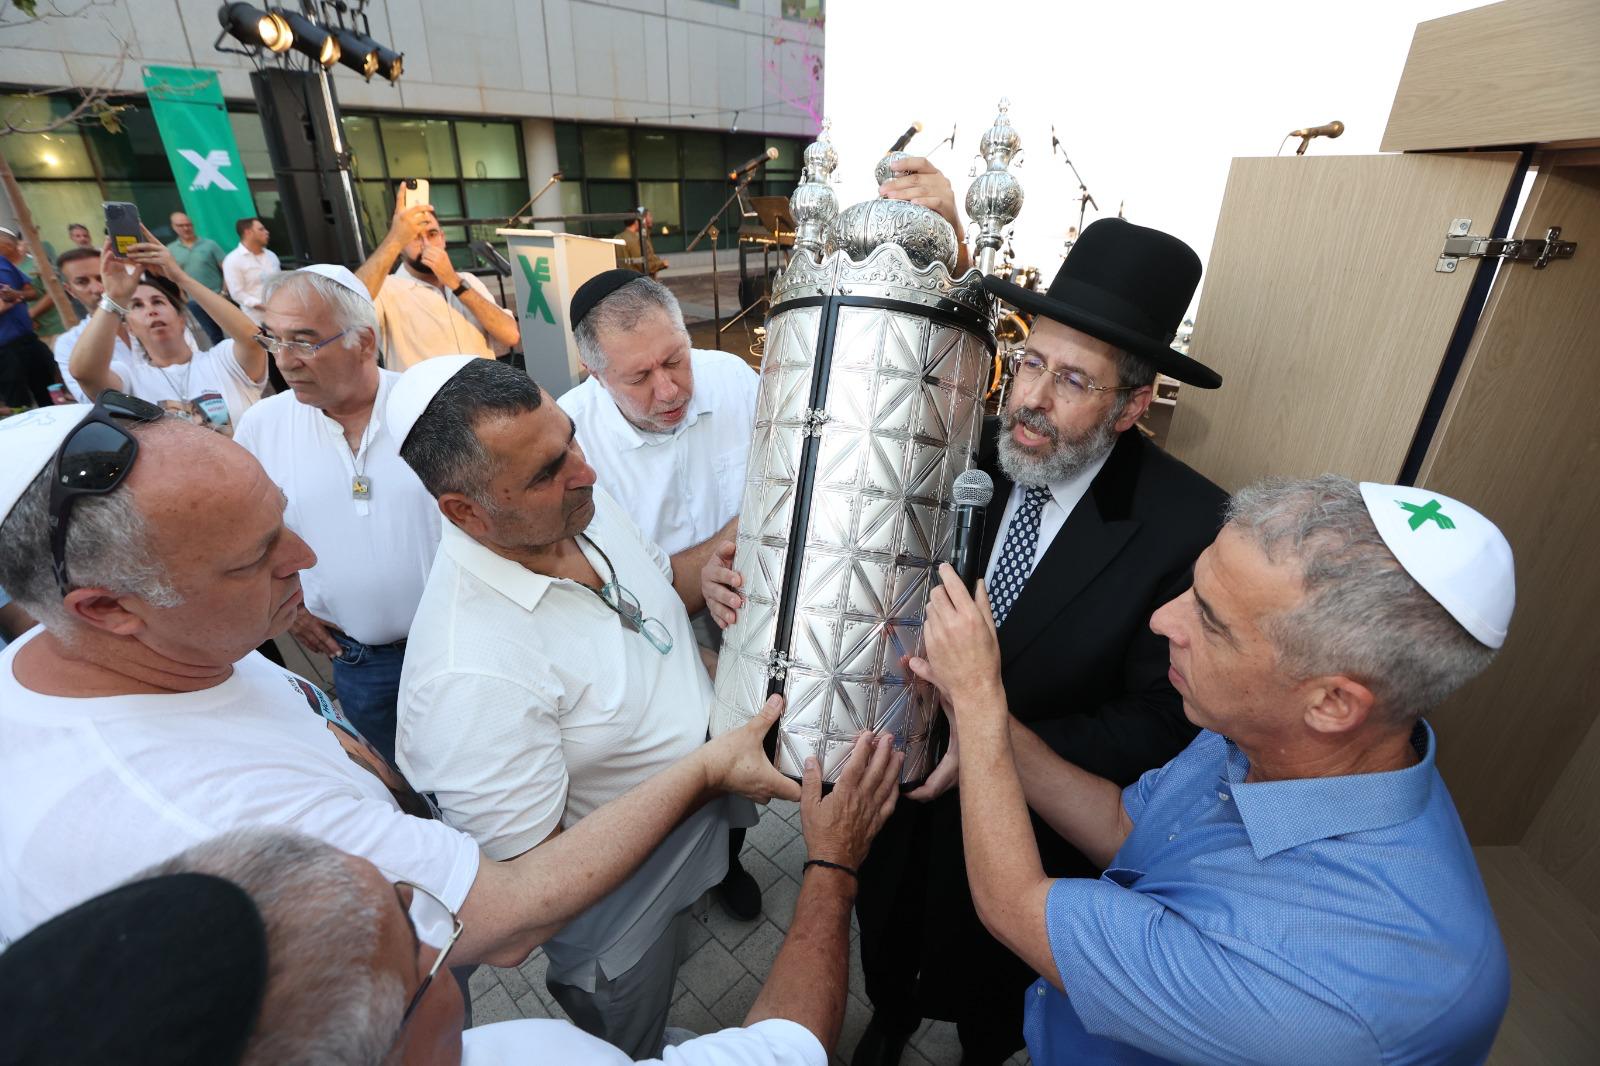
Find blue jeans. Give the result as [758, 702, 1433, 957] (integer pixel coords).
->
[330, 632, 406, 767]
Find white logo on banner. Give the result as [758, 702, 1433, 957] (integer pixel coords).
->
[178, 149, 238, 191]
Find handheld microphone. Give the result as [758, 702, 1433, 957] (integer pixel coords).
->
[887, 120, 924, 154]
[728, 147, 779, 183]
[949, 469, 995, 591]
[1289, 120, 1344, 140]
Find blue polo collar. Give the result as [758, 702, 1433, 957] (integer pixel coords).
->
[1227, 721, 1437, 860]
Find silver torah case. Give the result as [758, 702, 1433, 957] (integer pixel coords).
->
[710, 116, 1019, 785]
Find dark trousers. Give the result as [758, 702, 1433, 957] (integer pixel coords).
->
[0, 333, 58, 408]
[187, 298, 226, 346]
[330, 632, 407, 766]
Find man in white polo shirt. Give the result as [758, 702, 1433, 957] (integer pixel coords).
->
[356, 199, 520, 369]
[393, 357, 753, 1058]
[557, 269, 764, 920]
[234, 264, 439, 764]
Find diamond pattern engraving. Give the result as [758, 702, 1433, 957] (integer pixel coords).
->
[712, 283, 990, 785]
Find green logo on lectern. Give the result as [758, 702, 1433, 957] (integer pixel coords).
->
[519, 255, 555, 324]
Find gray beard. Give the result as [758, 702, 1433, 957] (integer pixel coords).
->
[996, 402, 1120, 487]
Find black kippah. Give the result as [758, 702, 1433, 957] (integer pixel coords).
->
[0, 873, 269, 1066]
[570, 268, 646, 330]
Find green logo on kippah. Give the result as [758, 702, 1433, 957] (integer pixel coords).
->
[1399, 499, 1455, 531]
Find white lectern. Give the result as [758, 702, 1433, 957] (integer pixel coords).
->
[496, 230, 622, 398]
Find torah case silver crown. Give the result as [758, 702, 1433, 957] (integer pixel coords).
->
[710, 108, 1022, 785]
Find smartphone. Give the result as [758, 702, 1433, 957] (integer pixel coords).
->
[103, 201, 141, 254]
[398, 178, 430, 211]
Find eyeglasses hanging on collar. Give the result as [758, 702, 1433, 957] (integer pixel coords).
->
[577, 534, 674, 655]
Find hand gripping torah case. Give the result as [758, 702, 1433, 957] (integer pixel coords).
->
[710, 109, 1023, 786]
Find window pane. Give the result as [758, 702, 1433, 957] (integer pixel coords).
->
[228, 111, 276, 180]
[426, 182, 463, 220]
[683, 180, 742, 251]
[555, 122, 583, 179]
[581, 126, 631, 179]
[344, 114, 386, 180]
[0, 96, 96, 178]
[358, 181, 390, 246]
[765, 138, 800, 172]
[681, 132, 722, 179]
[456, 121, 521, 180]
[558, 182, 584, 224]
[464, 180, 529, 220]
[85, 107, 174, 182]
[246, 186, 295, 259]
[724, 135, 764, 175]
[15, 181, 103, 252]
[638, 180, 680, 228]
[634, 130, 679, 179]
[380, 117, 459, 178]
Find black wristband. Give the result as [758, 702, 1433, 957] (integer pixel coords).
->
[451, 280, 470, 297]
[803, 858, 858, 879]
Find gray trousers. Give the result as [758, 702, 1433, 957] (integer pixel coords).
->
[546, 907, 694, 1059]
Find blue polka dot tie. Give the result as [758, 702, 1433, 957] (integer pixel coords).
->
[989, 485, 1051, 628]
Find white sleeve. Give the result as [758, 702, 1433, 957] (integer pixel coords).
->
[222, 254, 244, 301]
[397, 670, 569, 861]
[656, 1020, 827, 1066]
[209, 339, 268, 389]
[465, 272, 513, 318]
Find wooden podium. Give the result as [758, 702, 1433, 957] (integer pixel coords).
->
[1164, 3, 1599, 1059]
[497, 229, 623, 398]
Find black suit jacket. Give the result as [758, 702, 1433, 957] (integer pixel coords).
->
[856, 422, 1226, 1022]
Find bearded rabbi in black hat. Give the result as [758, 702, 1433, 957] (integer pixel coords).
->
[851, 159, 1228, 1066]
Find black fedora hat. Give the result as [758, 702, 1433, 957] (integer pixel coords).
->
[984, 218, 1220, 389]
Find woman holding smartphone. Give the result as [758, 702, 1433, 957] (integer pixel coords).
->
[67, 226, 267, 436]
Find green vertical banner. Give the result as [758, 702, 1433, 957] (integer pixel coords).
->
[142, 66, 256, 248]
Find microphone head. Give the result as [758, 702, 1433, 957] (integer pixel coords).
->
[952, 469, 995, 508]
[912, 120, 924, 133]
[1327, 120, 1345, 138]
[765, 146, 780, 160]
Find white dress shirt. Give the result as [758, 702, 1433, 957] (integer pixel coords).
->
[558, 349, 758, 556]
[234, 370, 441, 645]
[982, 448, 1112, 586]
[374, 269, 512, 369]
[397, 488, 742, 991]
[460, 1017, 826, 1065]
[221, 244, 280, 325]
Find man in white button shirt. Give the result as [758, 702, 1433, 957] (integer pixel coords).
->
[234, 264, 439, 764]
[356, 199, 521, 369]
[558, 269, 765, 920]
[221, 217, 280, 326]
[392, 357, 761, 1058]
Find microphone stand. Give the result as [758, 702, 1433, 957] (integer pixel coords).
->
[1052, 139, 1098, 241]
[504, 172, 563, 228]
[685, 170, 758, 340]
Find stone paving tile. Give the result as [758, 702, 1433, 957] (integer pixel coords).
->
[760, 873, 802, 931]
[491, 963, 531, 1001]
[695, 892, 762, 951]
[666, 987, 721, 1036]
[846, 928, 867, 1001]
[471, 982, 522, 1026]
[677, 938, 745, 1005]
[910, 1019, 963, 1064]
[831, 991, 873, 1065]
[467, 966, 500, 999]
[746, 810, 798, 858]
[731, 918, 785, 974]
[772, 833, 809, 883]
[513, 990, 552, 1019]
[709, 973, 763, 1029]
[767, 797, 801, 823]
[740, 846, 785, 891]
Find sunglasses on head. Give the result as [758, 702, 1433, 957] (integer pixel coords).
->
[48, 390, 164, 597]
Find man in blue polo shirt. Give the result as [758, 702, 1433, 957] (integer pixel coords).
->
[910, 474, 1513, 1064]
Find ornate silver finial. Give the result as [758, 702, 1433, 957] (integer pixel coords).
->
[873, 150, 911, 188]
[791, 119, 839, 260]
[965, 99, 1025, 276]
[827, 122, 957, 272]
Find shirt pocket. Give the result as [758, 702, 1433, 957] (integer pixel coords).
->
[713, 450, 747, 525]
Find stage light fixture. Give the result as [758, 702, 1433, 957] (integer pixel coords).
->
[372, 43, 404, 83]
[333, 26, 379, 78]
[275, 8, 341, 68]
[217, 3, 294, 54]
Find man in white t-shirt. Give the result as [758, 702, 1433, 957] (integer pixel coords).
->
[557, 269, 764, 919]
[51, 247, 134, 401]
[391, 357, 764, 1057]
[0, 403, 798, 959]
[235, 264, 439, 764]
[4, 739, 901, 1063]
[221, 216, 280, 325]
[356, 198, 520, 369]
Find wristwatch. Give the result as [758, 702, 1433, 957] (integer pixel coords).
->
[451, 280, 470, 297]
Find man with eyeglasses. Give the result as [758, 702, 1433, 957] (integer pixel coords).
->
[233, 264, 440, 764]
[0, 400, 798, 973]
[390, 356, 760, 1058]
[710, 211, 1233, 1064]
[3, 724, 901, 1064]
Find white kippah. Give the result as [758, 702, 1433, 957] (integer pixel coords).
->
[0, 405, 95, 525]
[1359, 482, 1514, 648]
[298, 264, 373, 305]
[385, 355, 482, 449]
